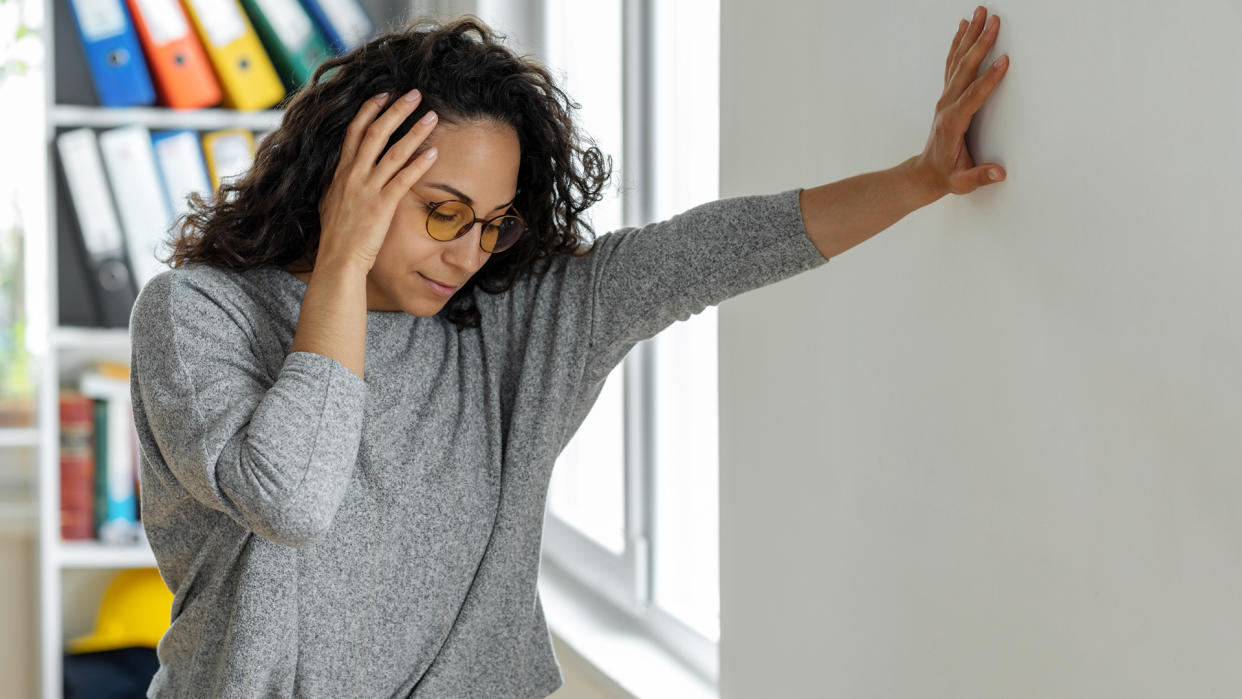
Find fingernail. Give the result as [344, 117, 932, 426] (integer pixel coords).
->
[421, 110, 437, 124]
[989, 168, 1002, 181]
[993, 55, 1007, 68]
[404, 89, 421, 102]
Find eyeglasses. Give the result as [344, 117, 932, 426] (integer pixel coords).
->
[424, 199, 527, 253]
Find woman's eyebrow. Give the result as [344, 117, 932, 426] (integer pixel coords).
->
[425, 183, 515, 213]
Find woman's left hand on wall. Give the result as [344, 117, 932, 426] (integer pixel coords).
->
[915, 5, 1010, 197]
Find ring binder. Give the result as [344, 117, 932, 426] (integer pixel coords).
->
[66, 0, 158, 107]
[55, 128, 139, 328]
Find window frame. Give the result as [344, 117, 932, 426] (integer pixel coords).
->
[538, 0, 720, 687]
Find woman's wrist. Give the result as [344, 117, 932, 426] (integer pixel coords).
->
[901, 154, 951, 209]
[798, 156, 947, 260]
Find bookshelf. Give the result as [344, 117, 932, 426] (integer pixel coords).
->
[34, 0, 416, 696]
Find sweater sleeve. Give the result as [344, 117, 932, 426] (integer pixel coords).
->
[128, 269, 369, 548]
[573, 187, 829, 379]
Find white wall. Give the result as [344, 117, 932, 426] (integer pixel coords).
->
[718, 1, 1242, 697]
[0, 536, 36, 699]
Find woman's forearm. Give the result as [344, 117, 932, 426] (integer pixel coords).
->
[798, 155, 947, 261]
[290, 260, 369, 380]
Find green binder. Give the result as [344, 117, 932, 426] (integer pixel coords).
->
[92, 398, 107, 539]
[240, 0, 336, 91]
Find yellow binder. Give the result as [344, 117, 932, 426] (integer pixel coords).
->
[181, 0, 285, 111]
[201, 128, 256, 191]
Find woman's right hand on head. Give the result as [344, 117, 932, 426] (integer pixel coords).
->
[316, 88, 439, 273]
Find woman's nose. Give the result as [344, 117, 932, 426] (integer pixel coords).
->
[444, 221, 488, 269]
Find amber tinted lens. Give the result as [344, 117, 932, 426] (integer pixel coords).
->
[482, 216, 526, 253]
[426, 201, 474, 241]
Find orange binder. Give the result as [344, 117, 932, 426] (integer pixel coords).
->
[125, 0, 223, 109]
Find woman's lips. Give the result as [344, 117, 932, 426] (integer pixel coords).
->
[419, 272, 458, 296]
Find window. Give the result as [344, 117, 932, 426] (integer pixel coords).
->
[650, 0, 722, 646]
[540, 0, 722, 684]
[0, 0, 46, 356]
[543, 0, 626, 558]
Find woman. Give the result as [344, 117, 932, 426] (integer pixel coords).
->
[129, 8, 1008, 697]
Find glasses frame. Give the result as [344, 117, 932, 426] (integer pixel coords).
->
[424, 199, 527, 253]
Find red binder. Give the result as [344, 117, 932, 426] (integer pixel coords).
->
[124, 0, 222, 109]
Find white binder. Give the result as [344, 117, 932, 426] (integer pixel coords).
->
[55, 127, 137, 327]
[98, 125, 174, 291]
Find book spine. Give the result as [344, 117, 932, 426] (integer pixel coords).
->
[92, 398, 108, 538]
[58, 391, 95, 541]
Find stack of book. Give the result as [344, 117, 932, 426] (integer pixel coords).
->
[57, 0, 381, 328]
[58, 359, 144, 546]
[56, 124, 270, 326]
[68, 0, 376, 109]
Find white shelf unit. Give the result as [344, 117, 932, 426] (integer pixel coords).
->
[34, 1, 412, 696]
[56, 539, 157, 569]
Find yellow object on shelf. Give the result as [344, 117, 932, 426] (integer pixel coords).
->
[66, 567, 173, 654]
[201, 128, 257, 192]
[90, 359, 130, 382]
[180, 0, 286, 111]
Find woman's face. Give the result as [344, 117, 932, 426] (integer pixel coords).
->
[365, 119, 521, 316]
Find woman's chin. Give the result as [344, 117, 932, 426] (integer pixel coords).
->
[370, 278, 452, 316]
[401, 294, 452, 318]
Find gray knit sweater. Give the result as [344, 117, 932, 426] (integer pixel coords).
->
[128, 187, 828, 698]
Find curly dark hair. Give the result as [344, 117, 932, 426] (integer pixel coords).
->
[161, 14, 613, 330]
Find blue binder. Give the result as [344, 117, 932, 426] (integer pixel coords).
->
[66, 0, 157, 107]
[150, 129, 213, 217]
[298, 0, 373, 54]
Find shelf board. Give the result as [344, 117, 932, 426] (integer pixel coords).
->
[0, 427, 39, 448]
[51, 104, 283, 132]
[57, 539, 157, 569]
[52, 326, 130, 350]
